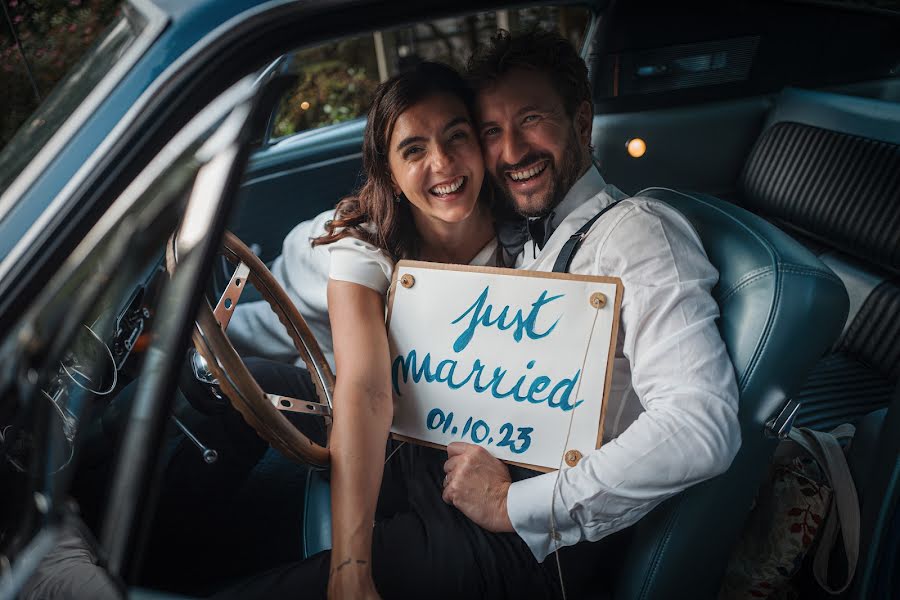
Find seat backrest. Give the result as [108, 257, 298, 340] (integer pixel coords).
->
[613, 188, 849, 600]
[736, 88, 900, 430]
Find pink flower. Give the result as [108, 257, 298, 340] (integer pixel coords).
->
[69, 0, 82, 5]
[13, 15, 23, 23]
[9, 0, 17, 7]
[68, 24, 77, 33]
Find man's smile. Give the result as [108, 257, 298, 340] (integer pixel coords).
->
[507, 160, 549, 183]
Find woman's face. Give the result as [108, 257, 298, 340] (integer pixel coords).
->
[387, 93, 485, 227]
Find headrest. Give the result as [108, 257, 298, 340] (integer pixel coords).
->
[766, 87, 900, 146]
[740, 93, 900, 272]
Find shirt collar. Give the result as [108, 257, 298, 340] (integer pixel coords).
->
[549, 164, 607, 232]
[517, 164, 615, 264]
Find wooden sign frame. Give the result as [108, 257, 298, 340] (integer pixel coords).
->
[386, 260, 623, 472]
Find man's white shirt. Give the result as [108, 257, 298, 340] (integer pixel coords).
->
[506, 167, 740, 560]
[229, 167, 741, 562]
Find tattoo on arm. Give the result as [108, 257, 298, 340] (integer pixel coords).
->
[330, 557, 369, 577]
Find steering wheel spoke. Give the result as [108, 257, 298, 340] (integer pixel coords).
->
[214, 261, 250, 330]
[267, 394, 333, 419]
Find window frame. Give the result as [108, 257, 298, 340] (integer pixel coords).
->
[257, 3, 601, 148]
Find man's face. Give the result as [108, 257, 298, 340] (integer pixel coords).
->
[476, 68, 592, 218]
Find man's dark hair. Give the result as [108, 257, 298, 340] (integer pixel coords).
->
[466, 29, 592, 118]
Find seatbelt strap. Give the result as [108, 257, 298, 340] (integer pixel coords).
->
[787, 424, 860, 594]
[552, 200, 622, 273]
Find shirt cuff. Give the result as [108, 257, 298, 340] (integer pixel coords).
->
[507, 472, 581, 562]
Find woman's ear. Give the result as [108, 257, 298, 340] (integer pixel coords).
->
[389, 174, 401, 197]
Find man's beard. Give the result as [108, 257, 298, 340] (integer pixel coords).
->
[493, 127, 586, 219]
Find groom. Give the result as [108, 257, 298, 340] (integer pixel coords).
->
[440, 27, 740, 570]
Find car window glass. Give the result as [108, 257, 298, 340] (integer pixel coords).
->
[269, 5, 591, 141]
[0, 3, 140, 196]
[0, 87, 252, 572]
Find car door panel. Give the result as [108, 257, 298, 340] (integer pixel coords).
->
[230, 118, 366, 264]
[592, 95, 771, 198]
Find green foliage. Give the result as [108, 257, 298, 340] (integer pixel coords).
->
[272, 35, 381, 139]
[274, 62, 379, 138]
[1, 0, 122, 147]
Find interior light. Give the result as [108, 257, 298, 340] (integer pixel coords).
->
[300, 101, 310, 110]
[627, 138, 647, 158]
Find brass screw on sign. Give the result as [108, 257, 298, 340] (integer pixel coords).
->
[589, 292, 607, 309]
[400, 274, 415, 288]
[564, 449, 583, 467]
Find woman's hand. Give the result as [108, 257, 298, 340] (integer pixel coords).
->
[327, 560, 381, 600]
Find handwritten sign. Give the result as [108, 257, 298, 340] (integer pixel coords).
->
[387, 261, 622, 472]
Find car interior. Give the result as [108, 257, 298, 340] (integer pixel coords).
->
[0, 1, 897, 599]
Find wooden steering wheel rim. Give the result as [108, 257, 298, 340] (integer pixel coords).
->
[167, 231, 333, 467]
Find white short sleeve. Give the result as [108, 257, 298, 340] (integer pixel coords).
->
[327, 235, 395, 295]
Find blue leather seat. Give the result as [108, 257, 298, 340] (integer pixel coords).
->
[302, 465, 331, 558]
[302, 189, 850, 599]
[612, 188, 848, 599]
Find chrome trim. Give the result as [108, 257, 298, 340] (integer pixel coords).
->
[580, 6, 601, 60]
[171, 414, 219, 464]
[215, 261, 250, 330]
[59, 324, 118, 396]
[100, 77, 259, 574]
[765, 398, 801, 440]
[267, 393, 332, 418]
[189, 347, 218, 386]
[0, 0, 168, 220]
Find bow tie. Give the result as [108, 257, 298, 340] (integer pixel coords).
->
[527, 212, 556, 251]
[495, 212, 556, 264]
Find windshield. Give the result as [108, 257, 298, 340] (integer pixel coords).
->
[0, 4, 146, 195]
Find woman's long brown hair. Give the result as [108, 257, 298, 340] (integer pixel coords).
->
[312, 61, 508, 262]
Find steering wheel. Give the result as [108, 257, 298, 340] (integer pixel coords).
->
[166, 231, 334, 467]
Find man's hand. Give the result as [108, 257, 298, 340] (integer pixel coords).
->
[442, 442, 514, 532]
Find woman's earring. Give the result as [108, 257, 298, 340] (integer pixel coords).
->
[393, 192, 402, 203]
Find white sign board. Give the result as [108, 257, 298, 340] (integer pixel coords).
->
[387, 261, 622, 472]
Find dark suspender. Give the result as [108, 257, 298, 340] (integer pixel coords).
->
[552, 200, 622, 273]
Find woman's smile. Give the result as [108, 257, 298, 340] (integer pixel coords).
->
[429, 175, 468, 199]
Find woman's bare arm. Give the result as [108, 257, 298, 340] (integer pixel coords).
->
[326, 279, 393, 599]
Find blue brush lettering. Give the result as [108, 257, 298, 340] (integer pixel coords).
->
[393, 350, 582, 413]
[488, 367, 508, 397]
[392, 350, 436, 395]
[546, 370, 585, 411]
[450, 287, 565, 353]
[527, 376, 552, 401]
[435, 359, 456, 383]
